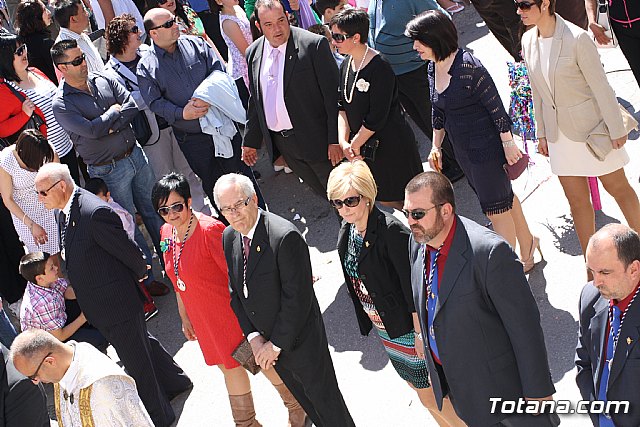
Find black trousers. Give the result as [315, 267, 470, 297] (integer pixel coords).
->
[612, 22, 640, 86]
[472, 0, 523, 61]
[270, 131, 333, 198]
[99, 311, 191, 427]
[396, 64, 464, 181]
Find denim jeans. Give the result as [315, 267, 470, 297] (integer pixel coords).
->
[88, 144, 165, 273]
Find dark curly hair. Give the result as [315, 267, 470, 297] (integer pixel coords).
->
[106, 14, 137, 56]
[15, 0, 49, 37]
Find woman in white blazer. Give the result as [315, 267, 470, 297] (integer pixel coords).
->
[519, 0, 640, 264]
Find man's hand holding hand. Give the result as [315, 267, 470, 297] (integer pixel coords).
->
[256, 341, 280, 370]
[242, 147, 258, 166]
[183, 99, 209, 120]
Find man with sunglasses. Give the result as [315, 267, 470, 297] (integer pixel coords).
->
[34, 162, 193, 427]
[404, 171, 559, 426]
[11, 329, 153, 426]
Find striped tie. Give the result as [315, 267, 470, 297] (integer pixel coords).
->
[242, 236, 250, 298]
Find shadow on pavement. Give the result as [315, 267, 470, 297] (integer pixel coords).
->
[322, 282, 389, 372]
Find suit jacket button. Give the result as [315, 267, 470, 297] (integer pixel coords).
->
[370, 292, 377, 298]
[251, 311, 255, 315]
[379, 311, 385, 317]
[360, 274, 367, 280]
[260, 330, 265, 335]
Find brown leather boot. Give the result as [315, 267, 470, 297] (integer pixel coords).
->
[228, 392, 262, 427]
[274, 383, 309, 427]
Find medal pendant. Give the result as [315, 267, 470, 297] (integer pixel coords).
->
[177, 278, 186, 291]
[243, 283, 248, 298]
[359, 283, 369, 295]
[430, 292, 435, 300]
[430, 325, 435, 338]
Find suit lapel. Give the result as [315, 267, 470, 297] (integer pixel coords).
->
[283, 30, 298, 95]
[245, 214, 268, 283]
[411, 241, 427, 326]
[233, 232, 243, 291]
[590, 297, 609, 389]
[433, 220, 468, 320]
[64, 193, 80, 248]
[547, 16, 565, 100]
[253, 37, 265, 105]
[609, 302, 640, 386]
[358, 209, 380, 263]
[527, 31, 554, 103]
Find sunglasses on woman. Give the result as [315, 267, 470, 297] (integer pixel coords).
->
[14, 44, 27, 56]
[329, 195, 362, 209]
[331, 33, 354, 43]
[513, 0, 536, 10]
[57, 53, 86, 67]
[150, 17, 176, 30]
[157, 201, 186, 216]
[129, 25, 140, 33]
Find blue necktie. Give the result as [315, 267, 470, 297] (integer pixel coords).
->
[425, 247, 441, 360]
[597, 305, 621, 427]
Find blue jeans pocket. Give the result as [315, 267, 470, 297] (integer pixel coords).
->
[88, 162, 115, 178]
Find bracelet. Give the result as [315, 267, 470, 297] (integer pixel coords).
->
[431, 145, 442, 151]
[414, 332, 423, 341]
[22, 213, 28, 224]
[502, 140, 516, 148]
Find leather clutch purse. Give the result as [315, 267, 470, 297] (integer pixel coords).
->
[503, 152, 530, 180]
[586, 105, 638, 161]
[232, 339, 261, 375]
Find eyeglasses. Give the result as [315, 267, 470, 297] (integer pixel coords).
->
[331, 32, 354, 43]
[157, 201, 186, 216]
[14, 44, 27, 56]
[220, 197, 252, 215]
[36, 180, 61, 197]
[129, 25, 140, 33]
[513, 0, 536, 10]
[27, 351, 52, 381]
[329, 195, 362, 209]
[57, 53, 86, 67]
[402, 204, 443, 220]
[150, 17, 176, 30]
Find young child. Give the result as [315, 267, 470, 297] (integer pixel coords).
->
[315, 0, 348, 23]
[19, 252, 108, 351]
[84, 178, 159, 321]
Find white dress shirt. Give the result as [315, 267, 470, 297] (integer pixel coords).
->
[56, 28, 105, 75]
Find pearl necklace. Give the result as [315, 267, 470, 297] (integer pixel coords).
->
[172, 212, 194, 292]
[343, 45, 369, 104]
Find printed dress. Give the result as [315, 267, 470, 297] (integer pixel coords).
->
[344, 225, 430, 388]
[219, 13, 252, 89]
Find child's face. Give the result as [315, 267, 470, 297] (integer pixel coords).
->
[36, 258, 58, 286]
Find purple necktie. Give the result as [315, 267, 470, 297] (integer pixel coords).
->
[242, 236, 250, 298]
[264, 48, 281, 128]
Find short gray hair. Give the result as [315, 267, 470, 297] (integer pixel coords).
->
[10, 329, 61, 365]
[36, 162, 72, 186]
[213, 173, 256, 208]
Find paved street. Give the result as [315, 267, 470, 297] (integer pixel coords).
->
[60, 7, 640, 427]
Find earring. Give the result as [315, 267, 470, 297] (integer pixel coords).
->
[366, 202, 370, 206]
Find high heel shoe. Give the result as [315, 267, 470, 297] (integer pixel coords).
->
[521, 236, 543, 273]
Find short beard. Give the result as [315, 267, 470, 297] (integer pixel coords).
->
[410, 211, 445, 244]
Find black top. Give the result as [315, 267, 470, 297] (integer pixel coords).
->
[23, 31, 57, 85]
[338, 54, 422, 202]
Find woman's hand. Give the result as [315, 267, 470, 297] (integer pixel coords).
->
[181, 316, 197, 341]
[414, 333, 425, 360]
[503, 144, 523, 166]
[22, 98, 36, 116]
[612, 135, 627, 149]
[428, 147, 443, 172]
[537, 137, 549, 157]
[31, 223, 48, 246]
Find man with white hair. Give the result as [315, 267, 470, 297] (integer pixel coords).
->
[34, 162, 192, 427]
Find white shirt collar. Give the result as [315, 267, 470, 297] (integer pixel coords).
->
[242, 210, 261, 241]
[62, 186, 78, 217]
[58, 342, 79, 393]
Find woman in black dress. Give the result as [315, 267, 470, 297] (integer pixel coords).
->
[406, 10, 540, 272]
[14, 0, 58, 84]
[330, 9, 423, 211]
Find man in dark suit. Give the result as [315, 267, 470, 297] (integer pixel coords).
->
[214, 173, 354, 427]
[577, 223, 640, 426]
[241, 0, 342, 197]
[404, 171, 557, 426]
[34, 162, 192, 427]
[0, 343, 49, 427]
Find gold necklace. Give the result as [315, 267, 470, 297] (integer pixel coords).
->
[343, 45, 369, 104]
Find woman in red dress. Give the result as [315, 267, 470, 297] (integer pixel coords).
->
[152, 173, 307, 427]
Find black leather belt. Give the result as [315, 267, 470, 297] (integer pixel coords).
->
[93, 146, 134, 166]
[270, 129, 295, 138]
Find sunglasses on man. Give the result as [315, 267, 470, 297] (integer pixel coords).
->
[57, 53, 86, 67]
[401, 204, 443, 221]
[150, 17, 176, 30]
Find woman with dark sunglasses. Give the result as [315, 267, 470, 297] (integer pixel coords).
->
[519, 0, 640, 270]
[405, 10, 541, 273]
[14, 0, 58, 84]
[328, 160, 465, 427]
[330, 9, 423, 211]
[152, 172, 307, 426]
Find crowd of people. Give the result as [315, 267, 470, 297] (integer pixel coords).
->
[0, 0, 638, 425]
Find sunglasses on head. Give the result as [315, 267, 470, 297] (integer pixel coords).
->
[14, 44, 27, 56]
[129, 25, 140, 33]
[331, 32, 353, 43]
[57, 53, 86, 67]
[329, 195, 362, 209]
[514, 0, 536, 10]
[157, 201, 186, 216]
[401, 204, 443, 221]
[150, 17, 176, 30]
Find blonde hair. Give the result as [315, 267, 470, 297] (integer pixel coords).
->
[327, 160, 377, 212]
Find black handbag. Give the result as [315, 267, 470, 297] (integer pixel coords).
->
[350, 132, 379, 161]
[0, 82, 46, 148]
[113, 69, 156, 147]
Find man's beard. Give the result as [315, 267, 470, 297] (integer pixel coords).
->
[410, 212, 445, 244]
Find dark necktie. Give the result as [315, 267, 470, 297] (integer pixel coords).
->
[242, 236, 251, 298]
[597, 305, 621, 427]
[59, 211, 67, 249]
